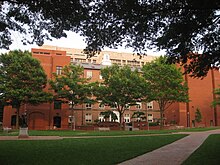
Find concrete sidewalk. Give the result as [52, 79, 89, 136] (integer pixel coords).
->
[119, 129, 220, 165]
[0, 136, 62, 140]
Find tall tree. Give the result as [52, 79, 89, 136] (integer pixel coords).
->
[0, 0, 89, 49]
[0, 50, 52, 129]
[94, 65, 147, 128]
[1, 1, 219, 76]
[49, 64, 95, 130]
[195, 108, 202, 123]
[142, 56, 189, 128]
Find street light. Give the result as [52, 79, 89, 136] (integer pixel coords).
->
[69, 90, 75, 131]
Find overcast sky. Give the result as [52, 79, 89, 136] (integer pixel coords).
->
[0, 31, 165, 56]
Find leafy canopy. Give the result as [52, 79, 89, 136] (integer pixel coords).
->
[0, 50, 52, 106]
[0, 50, 52, 128]
[1, 0, 219, 76]
[49, 64, 94, 106]
[94, 65, 147, 124]
[142, 56, 189, 127]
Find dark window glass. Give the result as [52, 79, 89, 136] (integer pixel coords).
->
[54, 100, 62, 110]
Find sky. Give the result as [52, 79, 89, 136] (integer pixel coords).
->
[0, 31, 165, 56]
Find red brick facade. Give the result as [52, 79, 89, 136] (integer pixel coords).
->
[2, 48, 220, 130]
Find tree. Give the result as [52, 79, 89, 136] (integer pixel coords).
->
[100, 110, 118, 122]
[132, 111, 146, 121]
[49, 64, 95, 130]
[0, 0, 89, 49]
[212, 88, 220, 107]
[80, 0, 220, 76]
[1, 1, 219, 76]
[94, 65, 147, 128]
[142, 56, 189, 128]
[195, 108, 202, 123]
[0, 50, 52, 129]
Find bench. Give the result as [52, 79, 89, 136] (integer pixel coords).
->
[97, 127, 110, 131]
[3, 127, 12, 133]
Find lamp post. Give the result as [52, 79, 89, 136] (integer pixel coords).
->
[69, 90, 75, 131]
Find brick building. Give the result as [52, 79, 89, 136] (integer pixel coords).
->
[2, 46, 220, 130]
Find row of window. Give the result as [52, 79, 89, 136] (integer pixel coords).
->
[33, 51, 62, 56]
[54, 100, 153, 110]
[84, 113, 154, 123]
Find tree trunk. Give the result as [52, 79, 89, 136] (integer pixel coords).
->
[119, 112, 123, 130]
[16, 106, 20, 129]
[160, 110, 164, 130]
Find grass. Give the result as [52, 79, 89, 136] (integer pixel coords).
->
[0, 126, 219, 137]
[183, 134, 220, 165]
[0, 134, 186, 165]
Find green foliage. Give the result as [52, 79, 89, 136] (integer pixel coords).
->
[132, 111, 145, 119]
[142, 56, 189, 127]
[50, 64, 95, 107]
[0, 1, 88, 49]
[100, 110, 118, 121]
[195, 108, 202, 123]
[0, 50, 52, 128]
[1, 1, 219, 76]
[94, 65, 147, 124]
[212, 87, 220, 107]
[149, 122, 159, 126]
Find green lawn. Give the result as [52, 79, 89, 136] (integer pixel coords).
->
[183, 134, 220, 165]
[0, 134, 186, 165]
[1, 127, 219, 137]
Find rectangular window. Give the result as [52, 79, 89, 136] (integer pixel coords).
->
[54, 100, 62, 110]
[147, 114, 153, 122]
[85, 113, 92, 123]
[125, 104, 130, 109]
[99, 103, 105, 109]
[85, 103, 92, 109]
[124, 114, 130, 123]
[147, 102, 153, 109]
[99, 74, 103, 79]
[70, 58, 74, 63]
[86, 71, 93, 78]
[56, 66, 62, 75]
[69, 101, 75, 109]
[136, 102, 142, 109]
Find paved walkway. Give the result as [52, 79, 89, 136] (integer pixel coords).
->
[119, 129, 220, 165]
[1, 129, 220, 164]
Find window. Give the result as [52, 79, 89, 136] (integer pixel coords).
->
[136, 102, 142, 109]
[99, 115, 105, 122]
[85, 113, 92, 123]
[85, 103, 92, 109]
[56, 66, 62, 75]
[56, 53, 62, 55]
[99, 103, 105, 109]
[70, 58, 74, 63]
[99, 74, 103, 79]
[147, 102, 153, 109]
[54, 100, 62, 110]
[124, 114, 130, 123]
[147, 114, 153, 122]
[86, 71, 93, 78]
[125, 104, 130, 109]
[69, 101, 75, 109]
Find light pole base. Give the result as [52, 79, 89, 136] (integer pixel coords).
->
[18, 127, 29, 138]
